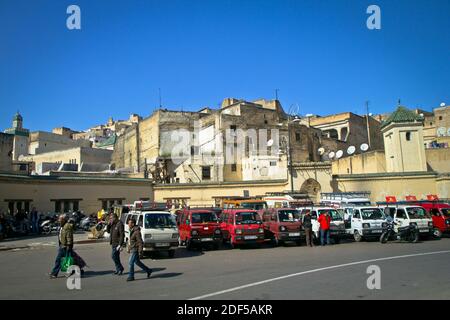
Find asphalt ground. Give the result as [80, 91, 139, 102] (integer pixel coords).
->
[0, 236, 449, 299]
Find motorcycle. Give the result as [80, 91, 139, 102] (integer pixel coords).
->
[40, 213, 59, 235]
[380, 221, 419, 243]
[80, 215, 97, 231]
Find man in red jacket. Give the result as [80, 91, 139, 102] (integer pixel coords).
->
[318, 211, 331, 246]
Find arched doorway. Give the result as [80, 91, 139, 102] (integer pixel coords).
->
[300, 178, 322, 202]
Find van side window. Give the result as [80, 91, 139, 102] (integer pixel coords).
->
[138, 215, 143, 227]
[353, 210, 360, 219]
[396, 209, 407, 219]
[126, 214, 133, 224]
[311, 211, 317, 219]
[385, 207, 395, 218]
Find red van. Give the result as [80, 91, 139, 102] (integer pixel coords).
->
[260, 208, 303, 246]
[219, 209, 265, 248]
[177, 209, 222, 250]
[419, 202, 450, 237]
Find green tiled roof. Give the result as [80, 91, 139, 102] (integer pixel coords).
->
[381, 106, 423, 128]
[96, 133, 116, 147]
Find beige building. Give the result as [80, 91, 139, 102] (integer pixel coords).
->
[112, 98, 345, 185]
[0, 172, 153, 214]
[21, 147, 113, 174]
[304, 112, 384, 151]
[29, 131, 92, 155]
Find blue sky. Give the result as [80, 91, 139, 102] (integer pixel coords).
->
[1, 0, 449, 132]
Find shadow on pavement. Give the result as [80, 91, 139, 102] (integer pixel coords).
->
[134, 272, 183, 281]
[143, 249, 204, 260]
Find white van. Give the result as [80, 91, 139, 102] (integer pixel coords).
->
[344, 206, 386, 241]
[300, 207, 346, 243]
[124, 210, 179, 258]
[321, 192, 371, 208]
[382, 205, 433, 238]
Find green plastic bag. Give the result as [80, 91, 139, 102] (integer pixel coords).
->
[61, 252, 74, 273]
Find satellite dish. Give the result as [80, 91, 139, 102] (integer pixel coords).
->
[347, 146, 356, 155]
[437, 127, 446, 137]
[335, 150, 343, 159]
[360, 143, 369, 152]
[440, 102, 446, 107]
[267, 139, 274, 147]
[328, 151, 335, 159]
[318, 147, 325, 155]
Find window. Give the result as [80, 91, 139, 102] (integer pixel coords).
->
[396, 209, 407, 219]
[202, 166, 211, 180]
[406, 132, 411, 141]
[439, 116, 443, 120]
[102, 201, 108, 210]
[295, 132, 301, 142]
[55, 201, 61, 213]
[270, 161, 277, 166]
[231, 164, 237, 172]
[64, 201, 70, 213]
[73, 201, 79, 211]
[353, 210, 361, 219]
[138, 215, 143, 227]
[230, 125, 237, 131]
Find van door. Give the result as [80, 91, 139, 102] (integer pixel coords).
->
[395, 208, 408, 228]
[352, 209, 362, 232]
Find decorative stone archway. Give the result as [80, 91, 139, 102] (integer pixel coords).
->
[299, 178, 322, 202]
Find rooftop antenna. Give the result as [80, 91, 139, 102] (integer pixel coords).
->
[397, 98, 401, 106]
[159, 88, 162, 109]
[275, 89, 279, 101]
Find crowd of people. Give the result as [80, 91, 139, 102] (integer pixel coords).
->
[48, 212, 152, 282]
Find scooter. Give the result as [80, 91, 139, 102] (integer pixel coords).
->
[40, 213, 59, 235]
[80, 215, 97, 231]
[380, 221, 419, 243]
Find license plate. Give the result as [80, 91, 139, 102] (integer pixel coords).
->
[155, 243, 169, 247]
[201, 238, 213, 242]
[289, 233, 300, 237]
[244, 235, 258, 240]
[419, 229, 429, 233]
[372, 230, 382, 233]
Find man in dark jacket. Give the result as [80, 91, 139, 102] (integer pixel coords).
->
[126, 218, 152, 282]
[49, 214, 74, 278]
[107, 213, 125, 275]
[302, 210, 314, 247]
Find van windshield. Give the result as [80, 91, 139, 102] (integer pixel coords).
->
[360, 208, 384, 220]
[278, 210, 300, 222]
[235, 212, 260, 225]
[407, 207, 429, 219]
[318, 209, 343, 221]
[241, 202, 267, 210]
[145, 214, 176, 229]
[191, 212, 218, 223]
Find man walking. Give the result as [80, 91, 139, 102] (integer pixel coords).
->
[318, 211, 331, 246]
[107, 213, 125, 275]
[127, 218, 152, 282]
[302, 210, 314, 247]
[49, 214, 73, 278]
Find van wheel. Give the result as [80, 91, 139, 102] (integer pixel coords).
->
[295, 240, 302, 246]
[213, 242, 220, 250]
[354, 231, 362, 242]
[433, 228, 442, 240]
[334, 237, 341, 244]
[168, 250, 175, 258]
